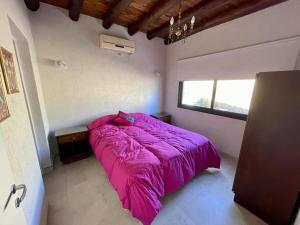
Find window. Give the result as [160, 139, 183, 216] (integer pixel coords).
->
[181, 81, 214, 108]
[214, 80, 255, 115]
[178, 79, 255, 120]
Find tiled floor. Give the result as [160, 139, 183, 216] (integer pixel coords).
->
[44, 154, 266, 225]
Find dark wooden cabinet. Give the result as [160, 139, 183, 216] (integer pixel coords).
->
[151, 112, 171, 124]
[233, 71, 300, 225]
[55, 126, 91, 164]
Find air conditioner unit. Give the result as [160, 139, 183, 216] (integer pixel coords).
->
[99, 34, 135, 54]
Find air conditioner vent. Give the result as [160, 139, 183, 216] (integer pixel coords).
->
[99, 34, 135, 54]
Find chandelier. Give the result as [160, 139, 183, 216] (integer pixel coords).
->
[167, 0, 195, 44]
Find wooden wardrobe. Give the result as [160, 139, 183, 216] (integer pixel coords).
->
[233, 71, 300, 225]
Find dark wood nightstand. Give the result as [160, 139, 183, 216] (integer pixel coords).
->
[55, 126, 91, 164]
[151, 112, 171, 124]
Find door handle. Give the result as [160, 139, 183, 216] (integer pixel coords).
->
[3, 185, 17, 211]
[3, 184, 27, 211]
[15, 184, 26, 208]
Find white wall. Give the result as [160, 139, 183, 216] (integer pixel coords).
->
[29, 3, 166, 155]
[165, 0, 300, 159]
[0, 1, 46, 224]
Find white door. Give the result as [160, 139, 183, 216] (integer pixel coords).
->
[0, 13, 44, 225]
[0, 12, 27, 225]
[0, 146, 27, 225]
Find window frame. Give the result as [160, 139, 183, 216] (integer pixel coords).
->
[178, 80, 249, 121]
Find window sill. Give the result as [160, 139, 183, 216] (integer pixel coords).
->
[177, 104, 247, 121]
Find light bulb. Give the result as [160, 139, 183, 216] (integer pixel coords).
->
[191, 16, 195, 25]
[184, 24, 187, 31]
[170, 17, 174, 25]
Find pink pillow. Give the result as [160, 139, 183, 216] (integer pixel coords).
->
[114, 111, 134, 126]
[88, 114, 117, 130]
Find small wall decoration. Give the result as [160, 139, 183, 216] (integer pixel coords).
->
[0, 47, 19, 94]
[0, 65, 10, 122]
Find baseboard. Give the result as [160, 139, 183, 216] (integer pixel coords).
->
[40, 194, 48, 225]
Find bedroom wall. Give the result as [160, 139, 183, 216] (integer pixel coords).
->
[165, 0, 300, 159]
[0, 0, 47, 224]
[29, 3, 166, 155]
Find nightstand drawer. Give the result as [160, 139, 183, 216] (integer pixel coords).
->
[58, 132, 88, 144]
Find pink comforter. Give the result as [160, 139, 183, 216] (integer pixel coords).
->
[88, 113, 221, 225]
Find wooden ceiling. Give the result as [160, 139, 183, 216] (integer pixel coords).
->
[24, 0, 288, 44]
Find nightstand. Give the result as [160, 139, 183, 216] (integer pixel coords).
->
[151, 112, 171, 124]
[55, 126, 91, 164]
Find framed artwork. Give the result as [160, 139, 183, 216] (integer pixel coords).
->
[0, 47, 19, 94]
[0, 65, 10, 122]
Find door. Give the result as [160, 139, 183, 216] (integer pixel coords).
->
[0, 147, 27, 225]
[0, 12, 27, 225]
[0, 13, 44, 225]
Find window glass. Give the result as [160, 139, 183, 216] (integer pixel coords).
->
[213, 80, 255, 115]
[181, 81, 214, 108]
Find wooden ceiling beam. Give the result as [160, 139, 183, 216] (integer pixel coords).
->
[103, 0, 134, 30]
[164, 0, 288, 44]
[147, 0, 244, 40]
[69, 0, 85, 21]
[128, 0, 179, 36]
[24, 0, 40, 11]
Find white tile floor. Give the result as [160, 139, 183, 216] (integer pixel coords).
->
[44, 154, 266, 225]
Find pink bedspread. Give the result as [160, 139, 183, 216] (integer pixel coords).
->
[88, 113, 221, 225]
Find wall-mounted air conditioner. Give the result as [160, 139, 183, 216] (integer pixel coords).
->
[99, 34, 135, 54]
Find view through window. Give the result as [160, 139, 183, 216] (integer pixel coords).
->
[182, 80, 214, 108]
[179, 79, 255, 119]
[214, 80, 255, 115]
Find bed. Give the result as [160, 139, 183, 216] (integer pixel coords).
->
[88, 113, 221, 225]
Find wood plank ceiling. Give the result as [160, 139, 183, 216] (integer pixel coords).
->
[24, 0, 288, 44]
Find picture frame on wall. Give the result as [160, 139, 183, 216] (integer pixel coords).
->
[0, 47, 19, 94]
[0, 65, 10, 122]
